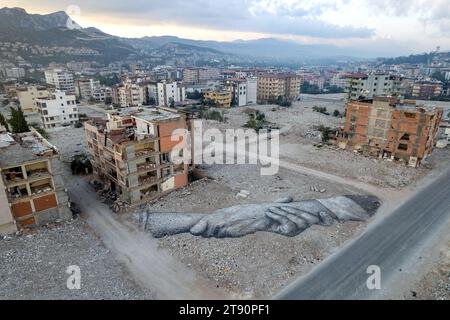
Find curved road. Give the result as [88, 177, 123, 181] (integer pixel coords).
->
[274, 166, 450, 299]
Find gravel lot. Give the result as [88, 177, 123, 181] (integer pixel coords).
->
[0, 219, 154, 300]
[138, 164, 369, 298]
[202, 95, 450, 189]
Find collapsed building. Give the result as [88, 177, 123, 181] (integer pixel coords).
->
[84, 107, 189, 204]
[338, 97, 443, 167]
[0, 129, 72, 235]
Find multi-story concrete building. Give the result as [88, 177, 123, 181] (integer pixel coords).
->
[16, 85, 50, 113]
[329, 73, 351, 88]
[4, 67, 25, 79]
[183, 68, 199, 84]
[183, 68, 220, 85]
[84, 108, 189, 204]
[111, 81, 145, 107]
[225, 77, 257, 107]
[203, 90, 232, 108]
[156, 81, 186, 107]
[92, 86, 112, 102]
[339, 97, 442, 167]
[412, 81, 443, 99]
[0, 130, 72, 234]
[257, 73, 301, 104]
[199, 68, 220, 83]
[75, 78, 101, 100]
[44, 68, 75, 95]
[346, 73, 398, 100]
[36, 91, 79, 129]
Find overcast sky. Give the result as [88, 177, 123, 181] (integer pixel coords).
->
[3, 0, 450, 55]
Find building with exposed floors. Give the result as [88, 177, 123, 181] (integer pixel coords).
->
[84, 108, 189, 204]
[0, 129, 72, 235]
[339, 97, 443, 167]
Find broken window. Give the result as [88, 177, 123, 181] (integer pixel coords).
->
[401, 133, 410, 141]
[404, 112, 416, 119]
[398, 143, 408, 151]
[161, 153, 170, 163]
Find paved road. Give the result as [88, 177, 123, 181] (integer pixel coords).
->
[274, 166, 450, 299]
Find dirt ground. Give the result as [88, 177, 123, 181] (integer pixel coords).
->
[0, 219, 154, 300]
[140, 164, 370, 298]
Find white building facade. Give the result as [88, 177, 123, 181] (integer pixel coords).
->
[156, 81, 186, 107]
[36, 91, 79, 129]
[44, 68, 75, 94]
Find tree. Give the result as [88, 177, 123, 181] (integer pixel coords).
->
[301, 81, 321, 94]
[104, 96, 112, 105]
[431, 71, 446, 83]
[148, 97, 156, 106]
[8, 107, 29, 133]
[169, 97, 175, 108]
[0, 113, 8, 131]
[186, 90, 202, 99]
[333, 110, 341, 117]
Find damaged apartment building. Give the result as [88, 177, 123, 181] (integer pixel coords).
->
[338, 97, 443, 167]
[0, 129, 72, 235]
[84, 107, 189, 204]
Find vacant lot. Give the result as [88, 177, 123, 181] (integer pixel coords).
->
[0, 219, 154, 300]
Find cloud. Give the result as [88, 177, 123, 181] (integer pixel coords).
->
[8, 0, 374, 39]
[365, 0, 450, 35]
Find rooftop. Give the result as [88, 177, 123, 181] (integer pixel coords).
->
[0, 130, 58, 168]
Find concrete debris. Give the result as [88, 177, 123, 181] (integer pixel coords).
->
[236, 190, 250, 199]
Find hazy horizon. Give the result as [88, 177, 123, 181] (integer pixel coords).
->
[1, 0, 450, 57]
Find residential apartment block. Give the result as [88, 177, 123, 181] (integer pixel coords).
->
[44, 68, 75, 94]
[156, 81, 186, 107]
[36, 91, 79, 128]
[346, 73, 399, 100]
[412, 81, 443, 99]
[183, 67, 220, 84]
[75, 78, 101, 100]
[339, 97, 442, 167]
[203, 90, 232, 108]
[84, 108, 189, 204]
[257, 73, 301, 104]
[225, 77, 257, 107]
[111, 81, 145, 107]
[0, 130, 72, 234]
[17, 85, 50, 113]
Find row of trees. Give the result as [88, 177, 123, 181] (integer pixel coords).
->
[301, 81, 345, 95]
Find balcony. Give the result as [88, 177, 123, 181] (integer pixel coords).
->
[3, 167, 25, 186]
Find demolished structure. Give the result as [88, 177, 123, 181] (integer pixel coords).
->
[338, 97, 443, 167]
[0, 129, 72, 234]
[84, 107, 189, 204]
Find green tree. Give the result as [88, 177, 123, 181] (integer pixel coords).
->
[104, 96, 112, 105]
[169, 97, 175, 108]
[8, 107, 29, 133]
